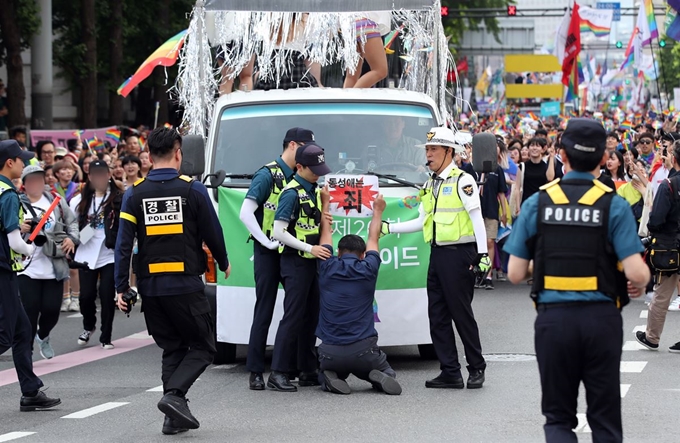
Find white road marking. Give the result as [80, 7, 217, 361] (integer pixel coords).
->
[0, 433, 36, 442]
[575, 414, 592, 433]
[620, 384, 631, 398]
[620, 361, 647, 373]
[211, 364, 239, 370]
[640, 310, 648, 319]
[61, 402, 129, 419]
[127, 333, 152, 340]
[632, 325, 646, 333]
[66, 313, 82, 318]
[146, 385, 164, 392]
[623, 341, 647, 351]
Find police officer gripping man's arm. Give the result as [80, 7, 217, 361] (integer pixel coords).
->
[114, 128, 230, 436]
[381, 127, 490, 390]
[0, 140, 62, 411]
[634, 140, 680, 351]
[503, 118, 649, 443]
[266, 143, 332, 392]
[238, 127, 314, 390]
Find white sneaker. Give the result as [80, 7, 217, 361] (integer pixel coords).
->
[35, 335, 55, 359]
[645, 292, 654, 306]
[669, 297, 680, 311]
[77, 329, 95, 346]
[68, 299, 80, 312]
[60, 298, 71, 312]
[101, 343, 115, 350]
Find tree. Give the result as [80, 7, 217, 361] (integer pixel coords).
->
[442, 0, 511, 47]
[0, 0, 40, 127]
[80, 0, 97, 127]
[108, 0, 124, 125]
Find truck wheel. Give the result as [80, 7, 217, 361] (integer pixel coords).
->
[418, 344, 438, 360]
[213, 341, 237, 364]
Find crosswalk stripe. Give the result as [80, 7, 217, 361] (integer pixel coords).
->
[62, 402, 129, 419]
[620, 384, 631, 398]
[66, 313, 82, 318]
[576, 414, 591, 433]
[0, 433, 35, 442]
[146, 385, 164, 392]
[632, 325, 646, 333]
[640, 310, 648, 319]
[623, 341, 647, 351]
[620, 361, 647, 373]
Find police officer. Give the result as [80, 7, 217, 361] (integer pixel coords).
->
[504, 118, 650, 442]
[115, 128, 230, 435]
[268, 143, 332, 391]
[636, 140, 680, 352]
[0, 140, 61, 411]
[384, 127, 490, 389]
[239, 127, 314, 390]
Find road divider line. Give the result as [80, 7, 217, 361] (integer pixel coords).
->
[66, 313, 82, 318]
[620, 384, 631, 398]
[640, 310, 648, 319]
[623, 341, 646, 351]
[0, 433, 35, 442]
[620, 361, 647, 373]
[0, 331, 154, 389]
[146, 385, 164, 392]
[632, 325, 646, 333]
[62, 402, 129, 419]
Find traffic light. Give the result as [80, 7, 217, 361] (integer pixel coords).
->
[660, 39, 667, 48]
[616, 41, 623, 49]
[441, 6, 449, 16]
[507, 5, 517, 16]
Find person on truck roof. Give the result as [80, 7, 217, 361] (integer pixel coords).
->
[344, 12, 391, 89]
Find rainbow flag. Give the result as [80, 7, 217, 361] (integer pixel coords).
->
[106, 129, 121, 143]
[620, 121, 633, 131]
[86, 137, 99, 151]
[528, 111, 539, 121]
[72, 129, 84, 138]
[580, 21, 610, 38]
[118, 30, 187, 97]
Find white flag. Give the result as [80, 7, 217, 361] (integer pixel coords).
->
[554, 9, 571, 65]
[579, 6, 613, 37]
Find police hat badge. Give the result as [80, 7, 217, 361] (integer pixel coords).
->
[426, 131, 435, 141]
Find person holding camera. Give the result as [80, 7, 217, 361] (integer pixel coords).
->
[0, 140, 62, 411]
[636, 140, 680, 352]
[114, 128, 230, 436]
[17, 165, 79, 359]
[70, 160, 124, 349]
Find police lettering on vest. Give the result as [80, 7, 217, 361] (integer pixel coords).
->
[530, 179, 628, 307]
[128, 175, 207, 278]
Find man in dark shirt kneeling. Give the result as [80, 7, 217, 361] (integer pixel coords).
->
[315, 189, 401, 395]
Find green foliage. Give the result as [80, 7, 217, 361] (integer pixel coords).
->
[441, 0, 513, 47]
[657, 36, 679, 95]
[0, 0, 41, 66]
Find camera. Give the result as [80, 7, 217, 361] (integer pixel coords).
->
[641, 236, 652, 248]
[122, 287, 139, 317]
[25, 217, 47, 247]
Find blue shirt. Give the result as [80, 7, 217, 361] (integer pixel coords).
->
[0, 175, 20, 233]
[114, 168, 229, 296]
[274, 174, 317, 222]
[503, 171, 644, 303]
[317, 244, 381, 345]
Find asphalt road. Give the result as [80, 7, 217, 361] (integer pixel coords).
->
[0, 282, 679, 443]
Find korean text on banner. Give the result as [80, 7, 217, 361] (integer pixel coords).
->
[325, 175, 380, 218]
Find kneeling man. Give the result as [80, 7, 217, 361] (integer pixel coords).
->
[316, 188, 401, 395]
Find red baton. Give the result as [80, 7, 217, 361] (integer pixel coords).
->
[29, 195, 61, 242]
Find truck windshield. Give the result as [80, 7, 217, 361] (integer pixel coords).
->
[213, 101, 436, 186]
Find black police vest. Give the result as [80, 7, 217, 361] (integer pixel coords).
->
[530, 178, 628, 307]
[130, 175, 206, 278]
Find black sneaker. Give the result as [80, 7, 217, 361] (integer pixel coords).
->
[474, 275, 483, 289]
[162, 416, 188, 435]
[467, 369, 485, 389]
[484, 279, 494, 290]
[157, 393, 199, 430]
[669, 342, 680, 353]
[635, 331, 659, 351]
[77, 329, 94, 346]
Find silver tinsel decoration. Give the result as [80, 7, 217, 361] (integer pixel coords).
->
[175, 2, 455, 138]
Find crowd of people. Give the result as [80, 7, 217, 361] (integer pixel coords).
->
[1, 126, 153, 359]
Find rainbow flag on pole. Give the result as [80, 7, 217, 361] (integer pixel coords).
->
[105, 129, 121, 143]
[579, 6, 613, 38]
[117, 30, 187, 97]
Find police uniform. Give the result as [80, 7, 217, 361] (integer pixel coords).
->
[268, 143, 331, 391]
[0, 140, 60, 410]
[115, 164, 229, 431]
[243, 157, 295, 378]
[386, 127, 489, 389]
[504, 119, 644, 442]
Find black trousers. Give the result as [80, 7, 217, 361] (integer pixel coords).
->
[318, 336, 395, 385]
[271, 254, 319, 373]
[246, 244, 283, 373]
[79, 263, 116, 344]
[427, 244, 486, 377]
[18, 276, 63, 341]
[0, 270, 43, 395]
[142, 291, 216, 396]
[535, 302, 623, 443]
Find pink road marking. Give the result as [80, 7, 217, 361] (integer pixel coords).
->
[0, 331, 154, 388]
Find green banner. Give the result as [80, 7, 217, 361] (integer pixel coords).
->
[217, 187, 428, 289]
